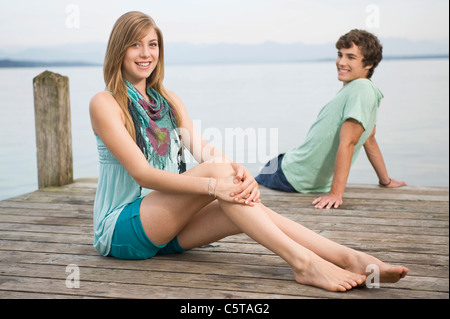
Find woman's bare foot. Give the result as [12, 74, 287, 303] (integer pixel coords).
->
[344, 251, 409, 284]
[293, 252, 366, 292]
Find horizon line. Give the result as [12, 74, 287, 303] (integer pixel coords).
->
[0, 36, 449, 49]
[0, 54, 448, 68]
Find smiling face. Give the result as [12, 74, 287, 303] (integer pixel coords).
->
[336, 43, 373, 86]
[122, 28, 159, 89]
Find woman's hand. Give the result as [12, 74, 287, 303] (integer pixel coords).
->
[214, 175, 259, 206]
[213, 176, 242, 204]
[229, 163, 261, 206]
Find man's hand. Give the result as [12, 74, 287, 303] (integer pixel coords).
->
[312, 193, 343, 209]
[379, 178, 407, 188]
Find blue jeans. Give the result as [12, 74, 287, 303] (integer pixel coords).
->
[255, 154, 297, 193]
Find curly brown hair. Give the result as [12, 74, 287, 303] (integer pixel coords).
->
[336, 29, 383, 79]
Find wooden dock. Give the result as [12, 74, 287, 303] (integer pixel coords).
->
[0, 178, 448, 299]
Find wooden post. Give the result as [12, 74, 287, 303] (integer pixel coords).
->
[33, 71, 73, 189]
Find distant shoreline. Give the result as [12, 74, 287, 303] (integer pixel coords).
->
[0, 55, 448, 68]
[0, 59, 100, 68]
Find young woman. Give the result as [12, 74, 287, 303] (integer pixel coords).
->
[90, 11, 408, 292]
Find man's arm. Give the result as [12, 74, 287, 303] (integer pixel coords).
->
[312, 119, 364, 209]
[363, 126, 407, 188]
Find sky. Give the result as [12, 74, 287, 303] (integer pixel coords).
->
[0, 0, 448, 52]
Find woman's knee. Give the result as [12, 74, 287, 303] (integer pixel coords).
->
[185, 159, 235, 178]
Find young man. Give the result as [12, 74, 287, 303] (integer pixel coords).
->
[255, 29, 407, 209]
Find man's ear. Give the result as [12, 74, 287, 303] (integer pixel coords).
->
[364, 64, 373, 70]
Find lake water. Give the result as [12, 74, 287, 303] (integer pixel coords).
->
[0, 59, 448, 200]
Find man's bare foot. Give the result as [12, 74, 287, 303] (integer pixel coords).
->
[344, 251, 409, 283]
[293, 252, 366, 292]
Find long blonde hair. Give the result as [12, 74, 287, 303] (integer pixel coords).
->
[103, 11, 181, 140]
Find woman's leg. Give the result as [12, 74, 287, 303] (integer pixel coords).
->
[261, 206, 408, 283]
[139, 161, 366, 291]
[174, 193, 407, 284]
[176, 200, 241, 249]
[216, 199, 367, 291]
[174, 196, 407, 285]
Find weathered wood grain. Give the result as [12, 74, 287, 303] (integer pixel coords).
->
[0, 178, 448, 299]
[33, 71, 73, 189]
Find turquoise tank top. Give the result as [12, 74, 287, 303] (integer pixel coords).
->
[93, 133, 181, 256]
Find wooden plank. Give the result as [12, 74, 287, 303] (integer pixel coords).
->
[0, 180, 448, 299]
[1, 239, 447, 278]
[1, 247, 447, 298]
[1, 224, 447, 265]
[1, 217, 446, 239]
[0, 275, 297, 299]
[0, 262, 447, 299]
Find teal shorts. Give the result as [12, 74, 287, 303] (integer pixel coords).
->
[109, 197, 186, 260]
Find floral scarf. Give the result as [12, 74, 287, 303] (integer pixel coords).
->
[125, 80, 185, 172]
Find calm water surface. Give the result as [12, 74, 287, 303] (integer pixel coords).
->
[0, 59, 448, 200]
